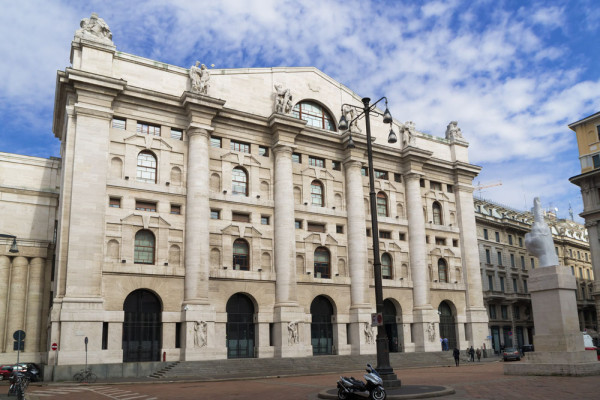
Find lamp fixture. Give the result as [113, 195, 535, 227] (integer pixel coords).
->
[387, 125, 398, 144]
[258, 268, 262, 272]
[335, 273, 340, 276]
[346, 135, 356, 149]
[223, 190, 227, 194]
[338, 115, 349, 131]
[307, 271, 311, 275]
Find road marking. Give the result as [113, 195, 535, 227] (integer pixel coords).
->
[29, 386, 159, 399]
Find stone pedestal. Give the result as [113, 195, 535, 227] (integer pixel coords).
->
[180, 304, 224, 360]
[272, 304, 312, 358]
[504, 266, 600, 376]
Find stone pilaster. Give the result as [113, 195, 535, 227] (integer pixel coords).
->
[5, 257, 27, 352]
[584, 220, 600, 332]
[25, 257, 44, 354]
[0, 256, 9, 351]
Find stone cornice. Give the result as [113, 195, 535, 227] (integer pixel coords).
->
[180, 91, 226, 129]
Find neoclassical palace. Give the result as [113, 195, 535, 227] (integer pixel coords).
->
[0, 14, 489, 368]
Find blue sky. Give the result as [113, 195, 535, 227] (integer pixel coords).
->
[1, 0, 599, 221]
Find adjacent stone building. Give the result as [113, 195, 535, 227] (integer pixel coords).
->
[0, 14, 490, 368]
[475, 197, 596, 353]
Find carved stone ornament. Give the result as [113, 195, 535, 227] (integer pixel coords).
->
[287, 321, 300, 345]
[342, 104, 361, 133]
[194, 320, 208, 348]
[525, 197, 559, 267]
[445, 121, 463, 140]
[427, 322, 436, 342]
[190, 62, 210, 95]
[401, 121, 417, 147]
[74, 13, 113, 45]
[274, 84, 293, 114]
[364, 322, 375, 344]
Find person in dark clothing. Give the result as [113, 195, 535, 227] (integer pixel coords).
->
[453, 347, 460, 366]
[476, 348, 482, 362]
[469, 346, 475, 362]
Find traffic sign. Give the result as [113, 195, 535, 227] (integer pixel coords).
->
[13, 330, 25, 341]
[371, 312, 383, 327]
[51, 342, 58, 351]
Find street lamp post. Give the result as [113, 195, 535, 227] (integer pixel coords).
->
[0, 234, 18, 253]
[339, 97, 400, 386]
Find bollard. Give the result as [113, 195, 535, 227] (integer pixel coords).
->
[163, 351, 166, 362]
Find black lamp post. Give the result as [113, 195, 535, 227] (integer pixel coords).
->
[0, 234, 18, 253]
[339, 97, 399, 385]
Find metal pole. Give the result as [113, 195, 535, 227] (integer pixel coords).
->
[362, 97, 394, 378]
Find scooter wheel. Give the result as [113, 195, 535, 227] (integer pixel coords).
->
[370, 386, 386, 400]
[338, 388, 349, 400]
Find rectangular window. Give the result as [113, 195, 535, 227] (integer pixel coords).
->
[453, 239, 459, 247]
[513, 278, 518, 293]
[261, 216, 270, 225]
[483, 229, 488, 240]
[571, 266, 575, 275]
[292, 153, 301, 163]
[102, 322, 109, 350]
[555, 246, 559, 255]
[497, 251, 502, 266]
[569, 249, 572, 257]
[366, 229, 371, 237]
[501, 305, 508, 320]
[488, 275, 494, 291]
[518, 237, 523, 247]
[332, 161, 341, 171]
[375, 170, 388, 179]
[175, 323, 182, 348]
[495, 232, 500, 242]
[336, 225, 344, 234]
[231, 140, 250, 153]
[586, 253, 589, 261]
[112, 117, 126, 129]
[577, 251, 581, 259]
[420, 179, 425, 187]
[485, 249, 491, 264]
[171, 129, 183, 140]
[587, 269, 591, 280]
[295, 220, 302, 229]
[510, 254, 515, 268]
[594, 154, 600, 169]
[210, 137, 222, 148]
[135, 201, 157, 212]
[379, 231, 391, 239]
[446, 184, 453, 193]
[508, 235, 513, 245]
[579, 267, 583, 278]
[361, 167, 368, 176]
[307, 222, 325, 233]
[232, 212, 250, 222]
[430, 181, 442, 191]
[109, 197, 121, 208]
[137, 122, 161, 136]
[394, 173, 402, 183]
[170, 204, 181, 215]
[309, 156, 325, 168]
[521, 256, 525, 269]
[500, 276, 505, 293]
[399, 232, 406, 241]
[523, 279, 528, 293]
[435, 237, 446, 246]
[513, 305, 520, 319]
[489, 304, 497, 319]
[530, 258, 535, 269]
[259, 146, 269, 157]
[211, 210, 220, 219]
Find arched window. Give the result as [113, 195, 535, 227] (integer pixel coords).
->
[381, 253, 392, 279]
[292, 101, 336, 131]
[314, 247, 330, 279]
[432, 201, 443, 225]
[134, 230, 155, 264]
[233, 239, 250, 270]
[137, 151, 157, 183]
[311, 180, 324, 207]
[377, 192, 388, 217]
[232, 167, 248, 196]
[438, 258, 448, 283]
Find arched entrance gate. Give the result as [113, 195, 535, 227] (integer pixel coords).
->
[311, 296, 334, 355]
[438, 301, 457, 350]
[226, 293, 255, 358]
[122, 289, 162, 362]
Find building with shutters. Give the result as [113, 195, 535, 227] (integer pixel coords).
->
[0, 14, 489, 369]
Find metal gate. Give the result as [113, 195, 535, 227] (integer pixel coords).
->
[438, 301, 457, 350]
[311, 296, 333, 355]
[122, 289, 162, 362]
[384, 299, 400, 352]
[226, 293, 255, 358]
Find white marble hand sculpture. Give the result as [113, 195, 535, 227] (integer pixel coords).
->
[524, 197, 558, 267]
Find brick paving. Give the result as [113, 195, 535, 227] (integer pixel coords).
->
[3, 361, 598, 400]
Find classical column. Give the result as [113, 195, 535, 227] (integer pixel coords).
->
[343, 159, 368, 307]
[25, 257, 44, 353]
[273, 144, 297, 305]
[184, 127, 211, 304]
[0, 256, 9, 350]
[455, 182, 489, 347]
[405, 173, 429, 308]
[584, 220, 600, 333]
[5, 257, 27, 352]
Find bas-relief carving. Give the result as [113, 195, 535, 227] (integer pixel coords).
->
[194, 321, 207, 348]
[445, 121, 464, 141]
[525, 197, 559, 267]
[287, 321, 300, 345]
[74, 13, 113, 45]
[274, 84, 293, 114]
[427, 322, 436, 342]
[364, 322, 375, 344]
[189, 62, 210, 95]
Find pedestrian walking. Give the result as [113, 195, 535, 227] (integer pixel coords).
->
[453, 347, 460, 366]
[476, 348, 481, 362]
[443, 337, 448, 351]
[469, 346, 475, 362]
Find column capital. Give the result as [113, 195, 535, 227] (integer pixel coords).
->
[404, 172, 423, 181]
[454, 182, 475, 194]
[187, 125, 212, 139]
[343, 159, 363, 170]
[272, 144, 294, 156]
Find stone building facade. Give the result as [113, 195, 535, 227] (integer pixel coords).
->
[0, 15, 489, 367]
[475, 197, 596, 353]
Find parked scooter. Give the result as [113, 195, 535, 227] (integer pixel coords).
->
[337, 363, 386, 400]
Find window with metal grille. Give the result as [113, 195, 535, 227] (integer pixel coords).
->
[231, 140, 250, 153]
[135, 201, 156, 212]
[435, 237, 446, 246]
[382, 253, 392, 279]
[232, 167, 248, 196]
[292, 101, 335, 131]
[309, 156, 325, 168]
[109, 197, 121, 208]
[233, 239, 249, 270]
[438, 259, 448, 283]
[134, 230, 155, 264]
[376, 192, 388, 217]
[310, 180, 324, 206]
[379, 231, 391, 239]
[430, 181, 442, 191]
[314, 247, 331, 278]
[137, 122, 161, 136]
[170, 204, 181, 215]
[432, 201, 443, 225]
[137, 151, 157, 183]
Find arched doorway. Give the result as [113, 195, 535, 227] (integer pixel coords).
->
[383, 299, 401, 352]
[226, 293, 255, 358]
[122, 289, 162, 362]
[438, 301, 457, 350]
[310, 296, 334, 355]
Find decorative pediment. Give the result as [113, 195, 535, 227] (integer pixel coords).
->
[301, 167, 317, 178]
[304, 233, 322, 244]
[430, 248, 443, 256]
[443, 248, 456, 257]
[120, 214, 171, 229]
[220, 152, 262, 167]
[244, 226, 263, 238]
[124, 133, 173, 151]
[303, 233, 338, 246]
[390, 242, 402, 251]
[423, 191, 450, 201]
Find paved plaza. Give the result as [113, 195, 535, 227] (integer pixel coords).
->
[1, 360, 597, 400]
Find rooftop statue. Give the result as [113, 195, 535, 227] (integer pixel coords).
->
[342, 104, 361, 133]
[190, 62, 210, 95]
[445, 121, 464, 140]
[401, 121, 417, 147]
[74, 12, 113, 45]
[525, 197, 559, 267]
[274, 84, 292, 114]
